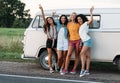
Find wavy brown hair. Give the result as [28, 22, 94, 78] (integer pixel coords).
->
[43, 17, 56, 33]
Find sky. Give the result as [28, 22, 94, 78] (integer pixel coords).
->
[21, 0, 120, 17]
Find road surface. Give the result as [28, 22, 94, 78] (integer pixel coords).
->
[0, 74, 103, 83]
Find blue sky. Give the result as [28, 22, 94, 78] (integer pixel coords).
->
[21, 0, 120, 17]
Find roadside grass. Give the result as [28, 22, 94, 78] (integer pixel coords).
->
[0, 28, 28, 62]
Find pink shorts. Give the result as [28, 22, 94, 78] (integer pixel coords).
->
[69, 39, 81, 49]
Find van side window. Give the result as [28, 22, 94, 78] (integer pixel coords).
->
[86, 15, 100, 29]
[32, 15, 43, 28]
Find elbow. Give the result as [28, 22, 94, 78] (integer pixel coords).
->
[89, 20, 93, 24]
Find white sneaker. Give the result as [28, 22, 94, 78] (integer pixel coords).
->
[59, 68, 63, 73]
[84, 70, 90, 75]
[79, 70, 85, 77]
[60, 69, 68, 75]
[50, 68, 54, 73]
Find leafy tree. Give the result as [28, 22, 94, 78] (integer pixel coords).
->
[0, 0, 31, 28]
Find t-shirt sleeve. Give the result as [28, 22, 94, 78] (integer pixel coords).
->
[84, 22, 89, 28]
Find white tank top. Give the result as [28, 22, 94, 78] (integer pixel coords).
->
[79, 22, 91, 42]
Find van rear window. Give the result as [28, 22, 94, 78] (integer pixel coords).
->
[86, 15, 101, 29]
[67, 15, 100, 29]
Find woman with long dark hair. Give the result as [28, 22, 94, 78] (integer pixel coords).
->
[75, 6, 94, 77]
[39, 4, 57, 73]
[55, 14, 68, 74]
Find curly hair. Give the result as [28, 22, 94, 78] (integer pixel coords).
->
[75, 14, 88, 23]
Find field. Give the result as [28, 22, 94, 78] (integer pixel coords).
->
[0, 28, 25, 61]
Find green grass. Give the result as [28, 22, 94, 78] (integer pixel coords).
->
[0, 28, 25, 61]
[0, 28, 24, 37]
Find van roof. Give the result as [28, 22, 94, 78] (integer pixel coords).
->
[36, 8, 120, 16]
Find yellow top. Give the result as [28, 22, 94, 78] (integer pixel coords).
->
[67, 22, 80, 41]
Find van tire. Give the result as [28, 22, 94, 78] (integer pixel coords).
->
[39, 50, 57, 70]
[117, 58, 120, 70]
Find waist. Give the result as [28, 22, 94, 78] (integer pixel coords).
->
[69, 36, 80, 41]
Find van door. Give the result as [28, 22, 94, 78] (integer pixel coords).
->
[23, 15, 47, 58]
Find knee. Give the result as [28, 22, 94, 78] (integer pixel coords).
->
[80, 51, 85, 56]
[67, 54, 71, 58]
[86, 55, 90, 59]
[58, 57, 61, 61]
[66, 54, 71, 60]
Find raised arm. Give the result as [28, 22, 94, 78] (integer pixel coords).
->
[87, 6, 94, 25]
[39, 4, 46, 24]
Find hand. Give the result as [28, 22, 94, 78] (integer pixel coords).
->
[90, 6, 94, 13]
[39, 4, 43, 9]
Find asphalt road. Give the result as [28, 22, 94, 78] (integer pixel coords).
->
[0, 61, 120, 83]
[0, 74, 103, 83]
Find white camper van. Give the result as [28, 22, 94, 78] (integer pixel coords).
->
[21, 8, 120, 70]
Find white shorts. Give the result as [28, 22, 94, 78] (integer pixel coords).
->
[57, 39, 68, 51]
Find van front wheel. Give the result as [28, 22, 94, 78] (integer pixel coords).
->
[39, 50, 57, 70]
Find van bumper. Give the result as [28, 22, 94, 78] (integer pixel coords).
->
[21, 54, 36, 60]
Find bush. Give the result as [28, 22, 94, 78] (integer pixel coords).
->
[12, 18, 32, 28]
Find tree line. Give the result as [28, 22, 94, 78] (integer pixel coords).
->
[0, 0, 32, 28]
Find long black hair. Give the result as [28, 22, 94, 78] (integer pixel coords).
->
[59, 14, 68, 26]
[75, 14, 88, 23]
[44, 17, 56, 33]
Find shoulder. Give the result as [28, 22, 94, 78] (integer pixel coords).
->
[75, 23, 80, 27]
[80, 22, 89, 28]
[67, 22, 71, 25]
[67, 22, 70, 28]
[76, 23, 80, 26]
[83, 22, 89, 26]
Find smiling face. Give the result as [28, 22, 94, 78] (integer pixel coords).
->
[70, 12, 76, 21]
[46, 17, 54, 25]
[77, 17, 83, 25]
[60, 16, 66, 24]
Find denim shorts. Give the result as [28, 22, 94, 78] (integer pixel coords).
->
[83, 39, 92, 47]
[57, 40, 68, 51]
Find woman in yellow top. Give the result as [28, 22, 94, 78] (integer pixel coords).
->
[61, 12, 81, 75]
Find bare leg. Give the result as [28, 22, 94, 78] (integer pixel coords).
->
[86, 48, 90, 71]
[57, 50, 63, 67]
[72, 47, 79, 70]
[72, 40, 81, 70]
[54, 48, 57, 52]
[47, 48, 53, 69]
[61, 51, 67, 69]
[64, 46, 74, 70]
[80, 46, 89, 70]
